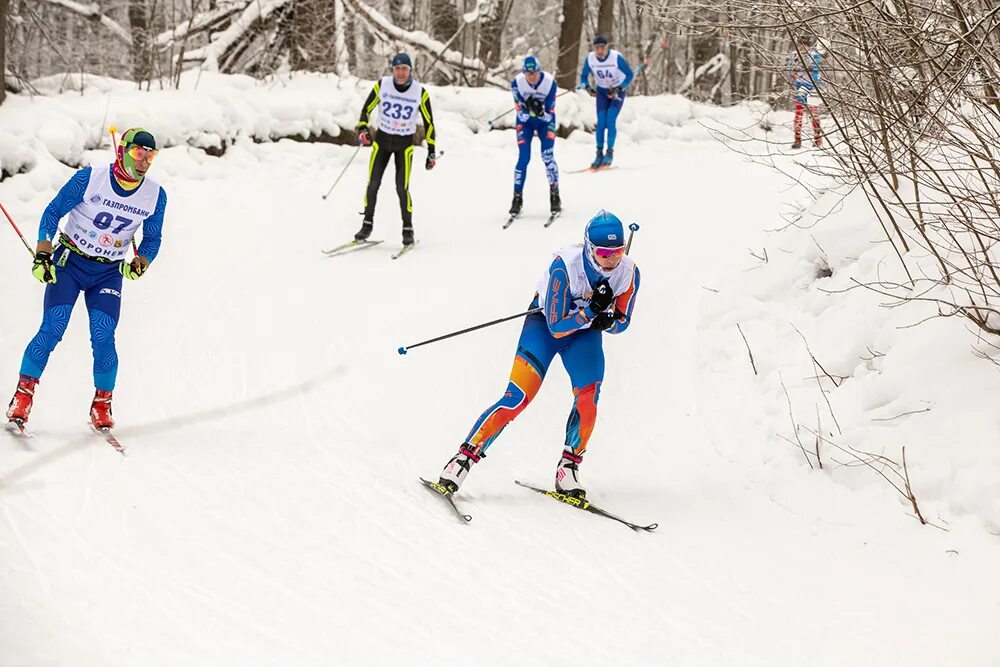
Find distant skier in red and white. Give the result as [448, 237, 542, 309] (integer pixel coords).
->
[6, 127, 167, 432]
[437, 210, 641, 498]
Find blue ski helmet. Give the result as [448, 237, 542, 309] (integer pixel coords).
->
[522, 55, 541, 73]
[585, 209, 625, 248]
[583, 210, 626, 280]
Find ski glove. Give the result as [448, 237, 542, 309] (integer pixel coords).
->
[607, 86, 623, 100]
[525, 97, 545, 117]
[587, 280, 615, 317]
[357, 126, 372, 146]
[120, 256, 149, 281]
[31, 251, 56, 284]
[426, 152, 436, 170]
[591, 310, 618, 332]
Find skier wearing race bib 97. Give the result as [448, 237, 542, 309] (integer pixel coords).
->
[6, 127, 166, 431]
[437, 210, 641, 498]
[354, 52, 437, 247]
[509, 55, 560, 219]
[580, 35, 634, 169]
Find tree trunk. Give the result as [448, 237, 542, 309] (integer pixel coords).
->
[0, 0, 7, 106]
[291, 0, 336, 71]
[429, 0, 458, 83]
[556, 0, 584, 90]
[597, 0, 613, 41]
[128, 0, 153, 83]
[476, 0, 507, 85]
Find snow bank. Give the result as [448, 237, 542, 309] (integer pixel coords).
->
[0, 70, 767, 179]
[698, 148, 1000, 532]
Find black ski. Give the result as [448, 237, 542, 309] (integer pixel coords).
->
[503, 211, 521, 229]
[514, 480, 657, 532]
[391, 240, 419, 260]
[544, 210, 562, 227]
[419, 477, 472, 523]
[322, 239, 384, 257]
[89, 423, 126, 456]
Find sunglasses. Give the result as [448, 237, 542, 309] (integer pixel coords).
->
[127, 144, 158, 162]
[594, 245, 625, 258]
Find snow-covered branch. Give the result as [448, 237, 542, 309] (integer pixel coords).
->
[42, 0, 132, 46]
[155, 3, 245, 49]
[344, 0, 508, 87]
[185, 0, 292, 70]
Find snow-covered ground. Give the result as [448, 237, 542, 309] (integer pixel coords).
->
[1, 74, 998, 666]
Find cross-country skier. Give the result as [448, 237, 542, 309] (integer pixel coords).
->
[6, 127, 166, 430]
[579, 35, 634, 169]
[354, 52, 437, 246]
[509, 55, 560, 218]
[786, 34, 822, 149]
[437, 210, 640, 497]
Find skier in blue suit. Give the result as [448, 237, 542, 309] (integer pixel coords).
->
[580, 35, 634, 169]
[509, 55, 561, 218]
[5, 127, 166, 431]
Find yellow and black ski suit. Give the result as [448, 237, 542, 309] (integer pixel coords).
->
[357, 79, 436, 228]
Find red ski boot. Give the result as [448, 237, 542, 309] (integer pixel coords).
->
[90, 390, 115, 430]
[6, 376, 38, 425]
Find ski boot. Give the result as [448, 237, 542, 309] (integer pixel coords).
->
[439, 444, 481, 493]
[555, 449, 586, 498]
[6, 375, 38, 425]
[814, 136, 823, 148]
[590, 149, 604, 169]
[354, 220, 374, 242]
[90, 390, 114, 430]
[790, 141, 802, 150]
[601, 148, 614, 168]
[509, 192, 523, 217]
[402, 224, 415, 246]
[549, 186, 561, 214]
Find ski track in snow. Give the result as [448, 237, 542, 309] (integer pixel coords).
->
[1, 118, 999, 665]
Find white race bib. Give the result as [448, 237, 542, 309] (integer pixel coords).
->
[587, 49, 626, 88]
[377, 76, 423, 136]
[536, 245, 636, 317]
[63, 164, 161, 260]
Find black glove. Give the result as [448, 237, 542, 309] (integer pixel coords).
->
[425, 151, 436, 170]
[607, 86, 623, 100]
[525, 97, 545, 117]
[31, 251, 56, 284]
[586, 85, 597, 97]
[357, 126, 372, 146]
[587, 279, 615, 317]
[591, 310, 618, 332]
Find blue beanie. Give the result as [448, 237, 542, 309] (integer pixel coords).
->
[592, 34, 609, 46]
[585, 210, 625, 247]
[522, 55, 541, 73]
[391, 52, 412, 68]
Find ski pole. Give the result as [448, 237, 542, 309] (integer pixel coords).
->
[1, 200, 35, 257]
[321, 145, 362, 200]
[398, 308, 542, 355]
[486, 89, 573, 127]
[398, 223, 640, 355]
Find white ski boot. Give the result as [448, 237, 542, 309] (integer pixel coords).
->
[439, 445, 481, 493]
[555, 449, 586, 498]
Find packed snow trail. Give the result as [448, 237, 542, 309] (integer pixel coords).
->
[2, 126, 998, 666]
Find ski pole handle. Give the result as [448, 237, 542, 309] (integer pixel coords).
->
[626, 222, 640, 254]
[0, 200, 35, 257]
[398, 307, 542, 355]
[321, 145, 362, 200]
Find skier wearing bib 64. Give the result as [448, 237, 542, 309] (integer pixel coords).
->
[6, 127, 166, 431]
[438, 210, 640, 497]
[580, 35, 634, 169]
[508, 55, 561, 219]
[354, 52, 437, 247]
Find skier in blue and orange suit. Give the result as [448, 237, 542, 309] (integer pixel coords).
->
[438, 210, 640, 498]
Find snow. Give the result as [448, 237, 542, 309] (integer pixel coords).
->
[1, 74, 999, 666]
